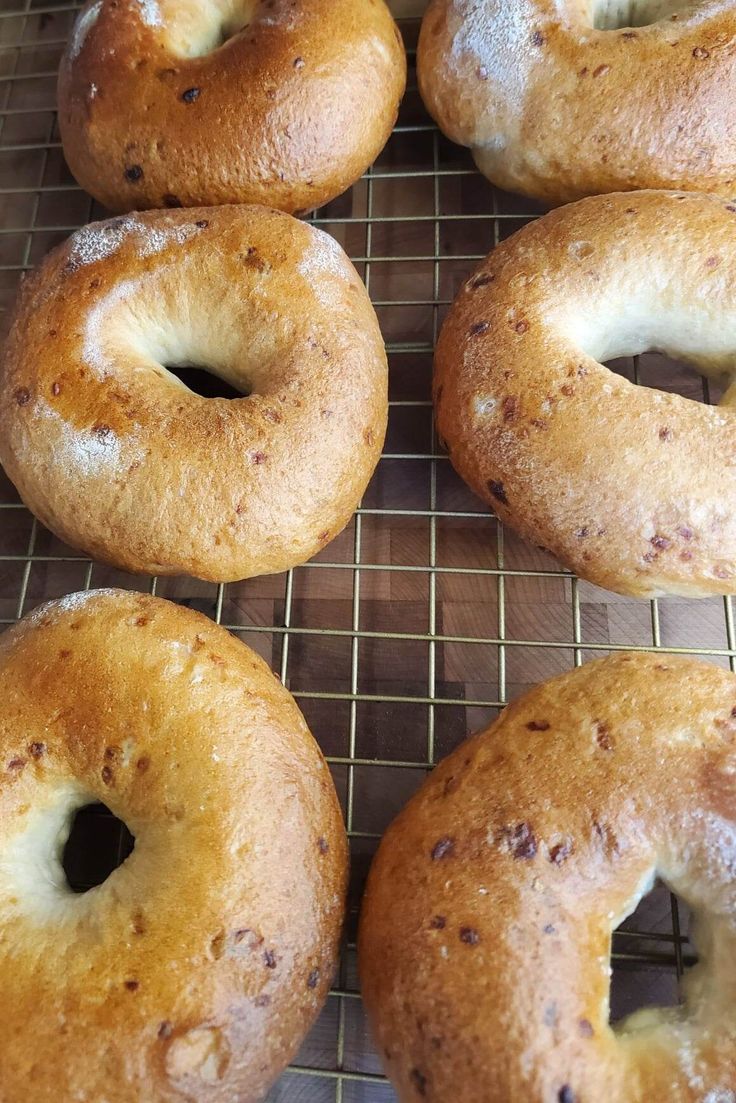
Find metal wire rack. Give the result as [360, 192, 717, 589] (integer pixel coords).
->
[0, 2, 730, 1099]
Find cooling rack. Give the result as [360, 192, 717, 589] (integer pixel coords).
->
[0, 2, 730, 1100]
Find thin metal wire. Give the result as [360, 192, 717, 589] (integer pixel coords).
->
[0, 7, 710, 1097]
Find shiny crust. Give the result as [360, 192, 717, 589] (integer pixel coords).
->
[360, 651, 736, 1103]
[434, 190, 736, 598]
[0, 204, 387, 582]
[418, 0, 736, 204]
[0, 589, 348, 1103]
[58, 0, 407, 214]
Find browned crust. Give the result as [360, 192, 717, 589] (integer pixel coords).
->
[0, 588, 348, 1102]
[58, 0, 407, 214]
[359, 651, 736, 1103]
[434, 190, 736, 598]
[418, 0, 736, 204]
[0, 204, 387, 582]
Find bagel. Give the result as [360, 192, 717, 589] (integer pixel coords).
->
[418, 0, 736, 204]
[57, 0, 406, 215]
[0, 588, 347, 1102]
[0, 204, 387, 582]
[434, 189, 736, 598]
[360, 651, 736, 1103]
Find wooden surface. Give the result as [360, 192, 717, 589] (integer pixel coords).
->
[0, 4, 721, 1100]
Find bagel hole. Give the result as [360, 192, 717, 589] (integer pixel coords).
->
[206, 17, 249, 51]
[610, 879, 694, 1025]
[62, 802, 135, 893]
[176, 6, 254, 57]
[591, 0, 695, 29]
[606, 351, 730, 405]
[163, 364, 248, 400]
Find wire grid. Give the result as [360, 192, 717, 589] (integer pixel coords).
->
[0, 3, 732, 1099]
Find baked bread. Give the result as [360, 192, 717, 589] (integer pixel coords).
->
[434, 190, 736, 597]
[58, 0, 407, 214]
[360, 651, 736, 1103]
[418, 0, 736, 204]
[0, 204, 387, 582]
[0, 588, 347, 1102]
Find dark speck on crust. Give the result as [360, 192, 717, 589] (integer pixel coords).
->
[124, 979, 139, 992]
[693, 45, 710, 58]
[503, 822, 537, 860]
[14, 387, 30, 406]
[8, 757, 26, 771]
[252, 451, 267, 465]
[429, 915, 446, 929]
[263, 950, 277, 969]
[544, 923, 557, 935]
[559, 1088, 577, 1103]
[531, 29, 545, 45]
[195, 219, 209, 229]
[163, 194, 182, 208]
[676, 525, 693, 540]
[318, 837, 329, 854]
[293, 56, 305, 68]
[29, 741, 45, 758]
[255, 993, 271, 1007]
[549, 840, 573, 865]
[595, 721, 614, 751]
[157, 1021, 173, 1039]
[307, 969, 320, 989]
[659, 426, 673, 441]
[651, 535, 671, 550]
[527, 720, 549, 731]
[124, 164, 143, 182]
[459, 926, 480, 945]
[579, 1018, 594, 1037]
[181, 87, 201, 103]
[469, 321, 490, 336]
[503, 396, 519, 422]
[470, 273, 494, 288]
[101, 765, 114, 785]
[431, 836, 454, 860]
[488, 480, 508, 506]
[410, 1068, 428, 1096]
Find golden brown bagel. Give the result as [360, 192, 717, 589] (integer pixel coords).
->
[418, 0, 736, 204]
[360, 651, 736, 1103]
[434, 190, 736, 598]
[0, 204, 387, 582]
[58, 0, 406, 214]
[0, 588, 347, 1103]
